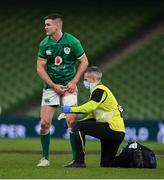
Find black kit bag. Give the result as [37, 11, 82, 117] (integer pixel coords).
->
[133, 142, 157, 168]
[117, 141, 157, 168]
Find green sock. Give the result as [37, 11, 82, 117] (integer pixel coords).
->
[41, 132, 50, 160]
[70, 132, 76, 160]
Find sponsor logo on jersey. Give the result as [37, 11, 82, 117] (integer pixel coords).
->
[64, 47, 71, 54]
[46, 50, 52, 55]
[55, 56, 62, 65]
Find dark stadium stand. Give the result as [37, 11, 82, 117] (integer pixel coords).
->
[102, 33, 164, 120]
[0, 1, 163, 120]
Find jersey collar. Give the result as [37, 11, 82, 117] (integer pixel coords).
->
[50, 32, 65, 43]
[56, 32, 65, 43]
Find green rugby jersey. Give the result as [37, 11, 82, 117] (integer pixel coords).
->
[38, 32, 84, 88]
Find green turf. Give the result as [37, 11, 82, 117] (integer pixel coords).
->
[0, 138, 163, 179]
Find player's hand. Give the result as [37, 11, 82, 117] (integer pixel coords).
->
[52, 84, 67, 95]
[67, 81, 77, 93]
[62, 105, 71, 113]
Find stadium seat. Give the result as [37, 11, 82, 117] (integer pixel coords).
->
[0, 2, 163, 119]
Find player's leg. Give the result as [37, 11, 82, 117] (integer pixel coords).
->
[66, 113, 77, 161]
[65, 121, 86, 168]
[37, 89, 59, 167]
[40, 105, 55, 160]
[62, 92, 77, 163]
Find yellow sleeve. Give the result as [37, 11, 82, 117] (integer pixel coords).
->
[78, 113, 94, 122]
[70, 100, 99, 113]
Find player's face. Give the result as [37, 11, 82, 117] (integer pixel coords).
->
[45, 19, 58, 36]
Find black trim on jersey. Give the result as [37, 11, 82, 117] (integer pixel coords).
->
[57, 32, 65, 43]
[77, 52, 85, 59]
[91, 88, 105, 103]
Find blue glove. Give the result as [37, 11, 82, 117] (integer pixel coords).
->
[62, 105, 71, 113]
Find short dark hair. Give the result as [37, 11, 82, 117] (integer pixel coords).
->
[44, 13, 63, 21]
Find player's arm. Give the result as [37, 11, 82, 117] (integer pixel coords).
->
[67, 53, 88, 93]
[73, 53, 88, 84]
[37, 57, 66, 95]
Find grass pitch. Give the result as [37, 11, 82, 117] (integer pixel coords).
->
[0, 138, 164, 179]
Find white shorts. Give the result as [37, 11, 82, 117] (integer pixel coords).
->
[41, 88, 77, 106]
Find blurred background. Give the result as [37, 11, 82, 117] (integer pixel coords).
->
[0, 0, 164, 142]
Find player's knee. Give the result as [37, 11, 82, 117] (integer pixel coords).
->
[67, 120, 75, 128]
[67, 116, 76, 128]
[41, 121, 51, 130]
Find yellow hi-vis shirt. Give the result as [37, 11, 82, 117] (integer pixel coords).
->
[70, 84, 125, 133]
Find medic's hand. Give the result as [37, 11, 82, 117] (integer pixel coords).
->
[62, 105, 71, 113]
